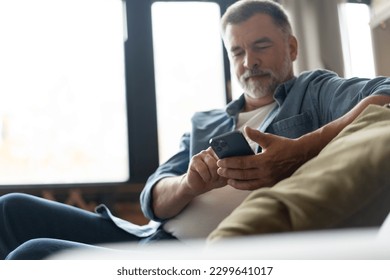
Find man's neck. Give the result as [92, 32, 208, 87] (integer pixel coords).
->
[243, 94, 275, 112]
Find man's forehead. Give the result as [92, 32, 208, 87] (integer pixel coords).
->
[223, 14, 281, 47]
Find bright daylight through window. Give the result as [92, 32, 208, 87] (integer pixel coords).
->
[152, 2, 226, 163]
[0, 0, 129, 185]
[339, 2, 375, 78]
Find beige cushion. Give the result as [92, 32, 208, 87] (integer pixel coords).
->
[207, 105, 390, 242]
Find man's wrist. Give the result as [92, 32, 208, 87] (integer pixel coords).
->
[178, 174, 198, 199]
[296, 131, 324, 163]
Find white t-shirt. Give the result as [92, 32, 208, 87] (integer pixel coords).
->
[163, 102, 276, 240]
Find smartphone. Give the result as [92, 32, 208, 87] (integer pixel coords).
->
[209, 130, 255, 159]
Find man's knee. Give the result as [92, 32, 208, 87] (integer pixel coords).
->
[0, 192, 34, 207]
[0, 193, 36, 220]
[1, 192, 26, 218]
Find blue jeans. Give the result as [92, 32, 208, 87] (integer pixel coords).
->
[0, 193, 175, 259]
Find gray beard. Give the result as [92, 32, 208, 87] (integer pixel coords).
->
[239, 56, 292, 99]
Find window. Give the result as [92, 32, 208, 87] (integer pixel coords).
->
[0, 0, 129, 185]
[151, 1, 227, 163]
[0, 0, 231, 188]
[339, 2, 375, 78]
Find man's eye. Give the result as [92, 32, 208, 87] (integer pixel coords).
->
[232, 51, 244, 57]
[255, 45, 271, 51]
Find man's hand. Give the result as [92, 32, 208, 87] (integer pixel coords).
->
[216, 126, 307, 190]
[184, 147, 228, 196]
[152, 147, 227, 219]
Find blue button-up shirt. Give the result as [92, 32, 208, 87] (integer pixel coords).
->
[141, 69, 390, 222]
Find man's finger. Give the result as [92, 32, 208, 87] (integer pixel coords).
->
[244, 126, 274, 149]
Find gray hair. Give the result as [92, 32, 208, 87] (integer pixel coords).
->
[221, 0, 292, 37]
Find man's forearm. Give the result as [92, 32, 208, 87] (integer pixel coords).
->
[152, 175, 194, 220]
[299, 94, 390, 162]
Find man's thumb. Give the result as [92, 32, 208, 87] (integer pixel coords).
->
[244, 126, 273, 149]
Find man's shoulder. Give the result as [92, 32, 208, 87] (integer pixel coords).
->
[192, 94, 244, 121]
[284, 69, 342, 93]
[192, 108, 228, 122]
[296, 69, 338, 82]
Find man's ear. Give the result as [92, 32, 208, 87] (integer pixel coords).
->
[288, 35, 298, 61]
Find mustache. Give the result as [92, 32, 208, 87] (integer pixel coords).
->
[241, 69, 273, 80]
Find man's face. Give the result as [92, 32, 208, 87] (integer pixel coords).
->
[224, 13, 297, 100]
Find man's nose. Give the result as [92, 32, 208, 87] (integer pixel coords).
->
[243, 51, 260, 70]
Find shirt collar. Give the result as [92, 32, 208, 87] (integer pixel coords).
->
[274, 76, 297, 105]
[225, 94, 246, 117]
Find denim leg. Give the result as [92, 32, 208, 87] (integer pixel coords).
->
[5, 238, 107, 260]
[0, 193, 141, 259]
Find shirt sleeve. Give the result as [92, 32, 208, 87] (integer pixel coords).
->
[140, 132, 191, 222]
[311, 72, 390, 123]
